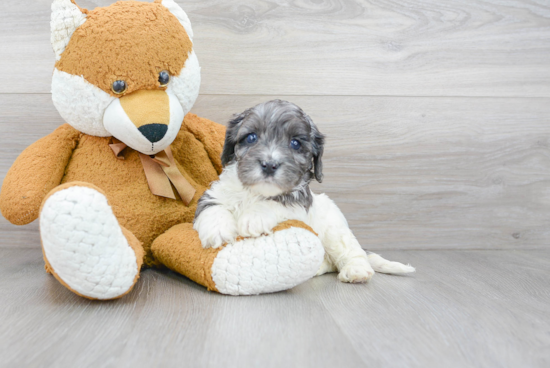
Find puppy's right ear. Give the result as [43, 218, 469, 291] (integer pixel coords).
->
[311, 123, 325, 183]
[221, 111, 247, 167]
[303, 113, 325, 183]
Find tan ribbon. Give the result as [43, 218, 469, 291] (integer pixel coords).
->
[109, 140, 196, 205]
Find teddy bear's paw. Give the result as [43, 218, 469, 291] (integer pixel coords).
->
[338, 258, 375, 284]
[210, 225, 325, 295]
[40, 185, 139, 300]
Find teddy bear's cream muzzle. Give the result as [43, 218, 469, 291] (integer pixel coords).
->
[103, 90, 184, 155]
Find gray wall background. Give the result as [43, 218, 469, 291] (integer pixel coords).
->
[1, 0, 549, 250]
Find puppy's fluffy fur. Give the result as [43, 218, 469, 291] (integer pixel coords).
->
[194, 100, 415, 283]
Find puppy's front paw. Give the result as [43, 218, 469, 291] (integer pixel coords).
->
[338, 259, 374, 284]
[194, 207, 239, 249]
[237, 211, 278, 238]
[199, 220, 238, 249]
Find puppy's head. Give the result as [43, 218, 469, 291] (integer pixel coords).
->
[221, 100, 325, 197]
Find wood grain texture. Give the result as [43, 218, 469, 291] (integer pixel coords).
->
[1, 1, 549, 366]
[313, 249, 550, 368]
[1, 0, 550, 96]
[2, 94, 549, 250]
[0, 248, 548, 368]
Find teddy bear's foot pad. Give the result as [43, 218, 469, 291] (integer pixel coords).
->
[211, 226, 325, 295]
[40, 186, 138, 300]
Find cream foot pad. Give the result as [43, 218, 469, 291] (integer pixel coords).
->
[40, 185, 139, 300]
[212, 226, 325, 295]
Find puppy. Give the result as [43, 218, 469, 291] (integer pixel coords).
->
[193, 100, 415, 283]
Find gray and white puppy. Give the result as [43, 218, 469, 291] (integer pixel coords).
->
[193, 100, 415, 283]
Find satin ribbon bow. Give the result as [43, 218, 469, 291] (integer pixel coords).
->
[109, 140, 196, 205]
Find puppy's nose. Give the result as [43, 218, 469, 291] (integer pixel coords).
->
[261, 161, 279, 175]
[138, 123, 168, 143]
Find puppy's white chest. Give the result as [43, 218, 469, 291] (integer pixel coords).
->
[235, 197, 308, 224]
[233, 198, 309, 238]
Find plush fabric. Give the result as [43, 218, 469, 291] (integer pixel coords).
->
[59, 114, 221, 267]
[151, 220, 323, 295]
[151, 223, 221, 292]
[55, 0, 193, 96]
[211, 226, 324, 295]
[51, 69, 115, 136]
[0, 124, 81, 225]
[161, 0, 194, 40]
[165, 52, 202, 125]
[119, 90, 170, 128]
[40, 182, 143, 300]
[102, 91, 185, 154]
[51, 0, 87, 60]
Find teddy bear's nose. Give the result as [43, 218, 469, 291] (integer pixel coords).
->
[138, 123, 168, 143]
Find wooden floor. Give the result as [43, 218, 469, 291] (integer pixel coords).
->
[1, 0, 550, 367]
[1, 248, 549, 368]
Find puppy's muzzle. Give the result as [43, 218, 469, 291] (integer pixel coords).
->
[261, 161, 279, 176]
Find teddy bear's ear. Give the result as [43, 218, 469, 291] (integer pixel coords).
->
[159, 0, 194, 41]
[51, 0, 87, 61]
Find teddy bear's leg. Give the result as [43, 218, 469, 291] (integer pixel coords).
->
[151, 220, 325, 295]
[40, 182, 144, 300]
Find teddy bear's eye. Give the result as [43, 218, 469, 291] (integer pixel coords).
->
[159, 71, 170, 87]
[111, 80, 127, 95]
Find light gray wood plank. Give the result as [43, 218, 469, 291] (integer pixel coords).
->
[0, 248, 365, 368]
[1, 0, 550, 96]
[0, 248, 549, 367]
[2, 94, 550, 250]
[312, 249, 550, 368]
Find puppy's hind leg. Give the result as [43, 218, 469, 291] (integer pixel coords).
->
[315, 254, 338, 276]
[324, 229, 375, 283]
[309, 194, 374, 283]
[309, 194, 415, 283]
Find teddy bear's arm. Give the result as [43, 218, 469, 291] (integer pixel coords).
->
[0, 124, 80, 225]
[183, 113, 226, 175]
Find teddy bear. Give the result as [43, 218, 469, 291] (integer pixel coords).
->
[0, 0, 325, 299]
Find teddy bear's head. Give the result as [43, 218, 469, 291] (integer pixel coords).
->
[51, 0, 200, 154]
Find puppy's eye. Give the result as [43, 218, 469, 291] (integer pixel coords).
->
[290, 139, 301, 150]
[159, 70, 170, 87]
[245, 133, 258, 144]
[111, 80, 127, 94]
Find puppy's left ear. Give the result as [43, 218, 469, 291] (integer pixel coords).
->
[221, 110, 248, 167]
[306, 115, 325, 183]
